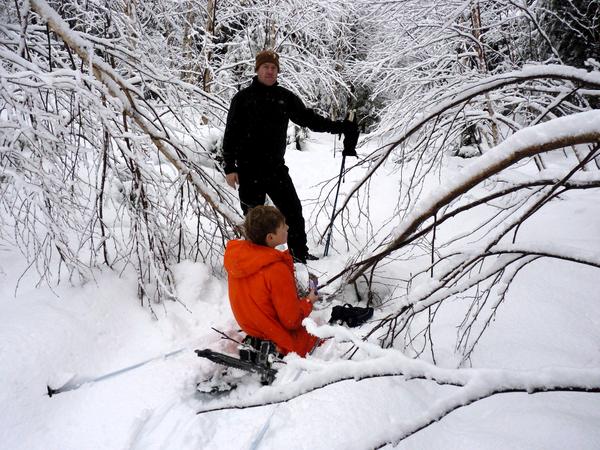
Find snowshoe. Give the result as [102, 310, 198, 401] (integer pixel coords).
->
[329, 304, 374, 327]
[196, 337, 282, 386]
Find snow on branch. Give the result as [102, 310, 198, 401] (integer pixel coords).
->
[196, 321, 600, 446]
[486, 242, 600, 269]
[1, 0, 247, 306]
[28, 0, 241, 231]
[327, 65, 600, 234]
[332, 110, 600, 284]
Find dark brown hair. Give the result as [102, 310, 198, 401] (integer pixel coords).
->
[244, 205, 286, 246]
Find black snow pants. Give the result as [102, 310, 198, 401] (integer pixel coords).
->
[238, 165, 308, 261]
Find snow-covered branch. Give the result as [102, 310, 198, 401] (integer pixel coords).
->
[196, 322, 600, 446]
[29, 0, 240, 226]
[329, 110, 600, 285]
[328, 66, 600, 234]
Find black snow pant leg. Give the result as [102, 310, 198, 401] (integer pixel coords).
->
[237, 167, 308, 259]
[238, 173, 266, 215]
[265, 167, 308, 260]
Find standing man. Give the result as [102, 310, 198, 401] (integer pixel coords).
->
[222, 49, 358, 264]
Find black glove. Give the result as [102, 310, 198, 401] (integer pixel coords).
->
[342, 119, 359, 157]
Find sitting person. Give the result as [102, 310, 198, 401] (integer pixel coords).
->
[224, 205, 319, 357]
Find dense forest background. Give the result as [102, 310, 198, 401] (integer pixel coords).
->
[2, 0, 598, 303]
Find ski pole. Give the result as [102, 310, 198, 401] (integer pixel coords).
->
[46, 347, 187, 397]
[323, 154, 346, 257]
[323, 110, 356, 257]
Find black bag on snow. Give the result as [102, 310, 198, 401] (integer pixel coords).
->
[329, 304, 374, 328]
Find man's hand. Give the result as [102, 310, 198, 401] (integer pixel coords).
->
[307, 289, 319, 304]
[342, 120, 359, 157]
[225, 172, 239, 189]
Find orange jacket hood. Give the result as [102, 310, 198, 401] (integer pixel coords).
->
[224, 239, 293, 279]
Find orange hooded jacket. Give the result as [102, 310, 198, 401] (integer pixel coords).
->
[224, 239, 318, 357]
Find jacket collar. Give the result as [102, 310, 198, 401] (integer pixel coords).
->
[251, 76, 279, 90]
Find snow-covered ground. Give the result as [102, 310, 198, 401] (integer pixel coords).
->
[1, 132, 600, 449]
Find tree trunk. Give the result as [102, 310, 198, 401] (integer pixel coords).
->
[470, 0, 499, 146]
[181, 1, 197, 83]
[202, 0, 217, 93]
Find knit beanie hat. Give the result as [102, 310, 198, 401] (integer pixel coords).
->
[255, 50, 280, 71]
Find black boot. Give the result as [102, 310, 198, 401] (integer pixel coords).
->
[292, 251, 319, 264]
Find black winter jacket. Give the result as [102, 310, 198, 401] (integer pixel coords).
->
[222, 77, 343, 174]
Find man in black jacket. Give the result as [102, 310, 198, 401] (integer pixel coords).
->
[222, 49, 357, 264]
